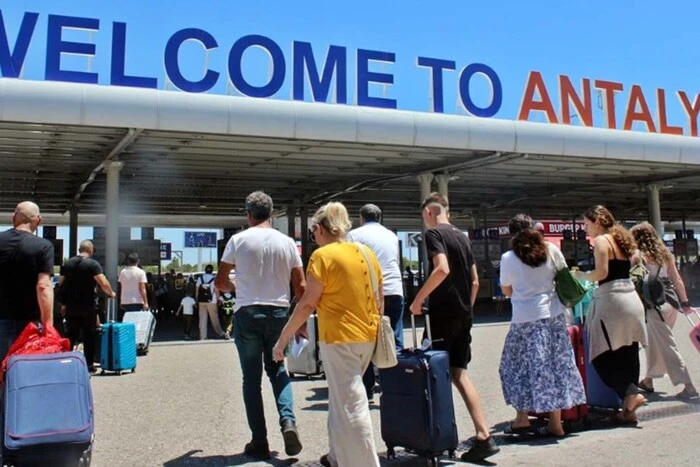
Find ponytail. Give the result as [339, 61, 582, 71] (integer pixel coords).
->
[609, 225, 637, 259]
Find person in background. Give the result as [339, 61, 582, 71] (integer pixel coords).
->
[176, 292, 197, 340]
[273, 201, 382, 467]
[118, 253, 149, 318]
[409, 193, 499, 462]
[196, 264, 227, 340]
[499, 214, 586, 437]
[0, 201, 54, 359]
[630, 222, 697, 398]
[573, 205, 647, 425]
[218, 290, 236, 339]
[346, 203, 404, 402]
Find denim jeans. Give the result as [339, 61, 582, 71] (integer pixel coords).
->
[0, 320, 28, 361]
[234, 305, 295, 441]
[363, 295, 404, 395]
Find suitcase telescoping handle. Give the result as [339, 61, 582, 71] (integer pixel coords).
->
[684, 308, 700, 326]
[409, 307, 432, 350]
[107, 297, 117, 323]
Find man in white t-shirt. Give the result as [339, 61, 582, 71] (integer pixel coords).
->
[215, 191, 306, 460]
[118, 253, 148, 319]
[195, 264, 227, 340]
[176, 293, 196, 340]
[346, 204, 405, 401]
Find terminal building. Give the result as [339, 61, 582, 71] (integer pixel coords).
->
[1, 9, 700, 295]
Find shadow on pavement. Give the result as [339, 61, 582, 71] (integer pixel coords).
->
[305, 387, 328, 401]
[163, 449, 296, 466]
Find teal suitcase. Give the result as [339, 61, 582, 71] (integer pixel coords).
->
[100, 300, 137, 375]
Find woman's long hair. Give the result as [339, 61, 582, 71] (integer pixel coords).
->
[583, 205, 636, 259]
[509, 214, 548, 267]
[630, 222, 673, 265]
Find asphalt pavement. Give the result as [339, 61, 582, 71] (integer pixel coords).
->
[89, 309, 700, 466]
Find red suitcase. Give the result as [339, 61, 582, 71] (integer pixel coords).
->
[529, 325, 588, 422]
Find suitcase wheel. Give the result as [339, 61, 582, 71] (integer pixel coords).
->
[448, 449, 456, 459]
[427, 458, 438, 467]
[132, 368, 136, 373]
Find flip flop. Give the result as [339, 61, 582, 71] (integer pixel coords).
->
[601, 414, 638, 427]
[503, 423, 532, 435]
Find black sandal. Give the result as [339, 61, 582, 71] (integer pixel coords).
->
[531, 426, 567, 438]
[504, 423, 532, 435]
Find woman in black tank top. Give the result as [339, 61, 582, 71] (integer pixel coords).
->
[573, 206, 647, 425]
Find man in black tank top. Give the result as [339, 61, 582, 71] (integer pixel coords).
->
[409, 193, 499, 462]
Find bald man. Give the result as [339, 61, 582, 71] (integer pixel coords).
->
[59, 240, 116, 371]
[0, 202, 55, 358]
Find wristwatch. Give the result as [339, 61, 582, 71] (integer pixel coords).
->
[681, 300, 691, 307]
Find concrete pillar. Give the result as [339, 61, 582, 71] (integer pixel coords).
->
[435, 172, 449, 197]
[647, 183, 663, 236]
[69, 207, 79, 257]
[286, 206, 296, 240]
[417, 173, 434, 204]
[105, 161, 123, 289]
[300, 207, 309, 267]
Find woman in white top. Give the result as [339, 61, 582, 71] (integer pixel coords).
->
[499, 214, 586, 437]
[630, 222, 697, 398]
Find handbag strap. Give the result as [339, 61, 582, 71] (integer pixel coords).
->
[547, 244, 564, 271]
[355, 243, 382, 315]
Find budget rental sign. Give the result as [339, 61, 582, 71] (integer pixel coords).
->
[2, 10, 699, 136]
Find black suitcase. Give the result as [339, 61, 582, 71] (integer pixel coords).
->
[379, 314, 458, 466]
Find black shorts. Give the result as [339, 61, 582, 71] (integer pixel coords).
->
[423, 314, 473, 369]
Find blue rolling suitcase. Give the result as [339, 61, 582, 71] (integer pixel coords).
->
[2, 351, 94, 466]
[379, 314, 458, 465]
[100, 299, 137, 375]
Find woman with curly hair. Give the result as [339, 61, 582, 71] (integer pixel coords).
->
[630, 222, 697, 398]
[499, 214, 586, 437]
[572, 205, 647, 425]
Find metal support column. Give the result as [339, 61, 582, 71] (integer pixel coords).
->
[647, 183, 663, 236]
[105, 161, 123, 288]
[286, 206, 296, 240]
[69, 207, 79, 257]
[417, 173, 434, 284]
[300, 207, 309, 267]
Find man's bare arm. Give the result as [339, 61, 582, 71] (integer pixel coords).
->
[215, 262, 235, 293]
[95, 274, 116, 298]
[290, 266, 306, 303]
[37, 273, 53, 326]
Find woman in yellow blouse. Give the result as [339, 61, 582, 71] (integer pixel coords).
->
[273, 201, 382, 467]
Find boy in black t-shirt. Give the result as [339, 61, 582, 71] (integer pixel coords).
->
[409, 192, 499, 462]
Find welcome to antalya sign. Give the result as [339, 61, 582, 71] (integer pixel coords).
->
[2, 9, 699, 136]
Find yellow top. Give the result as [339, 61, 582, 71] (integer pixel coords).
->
[307, 242, 382, 344]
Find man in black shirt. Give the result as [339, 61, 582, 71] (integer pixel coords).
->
[59, 240, 116, 371]
[0, 202, 55, 359]
[409, 192, 498, 462]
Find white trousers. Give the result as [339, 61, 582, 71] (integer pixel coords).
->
[645, 305, 692, 385]
[199, 303, 224, 339]
[320, 341, 380, 467]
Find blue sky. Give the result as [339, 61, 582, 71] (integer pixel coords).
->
[1, 0, 699, 262]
